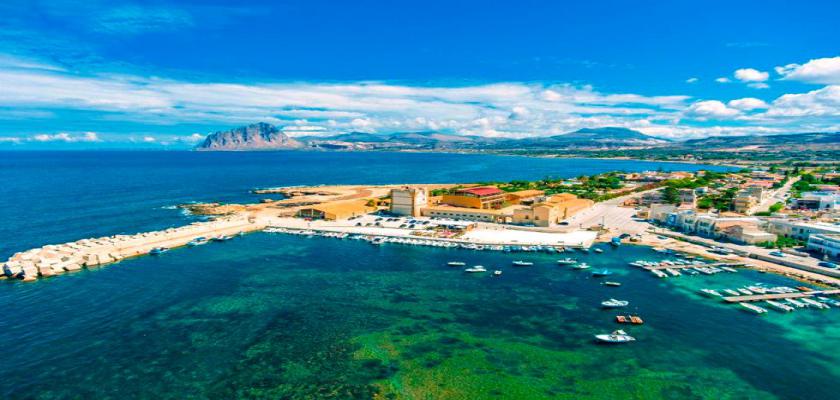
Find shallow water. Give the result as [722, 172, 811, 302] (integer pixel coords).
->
[1, 151, 835, 399]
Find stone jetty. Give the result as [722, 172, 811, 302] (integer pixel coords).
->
[2, 216, 264, 281]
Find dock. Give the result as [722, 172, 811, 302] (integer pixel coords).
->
[2, 216, 264, 281]
[722, 289, 840, 303]
[645, 262, 744, 271]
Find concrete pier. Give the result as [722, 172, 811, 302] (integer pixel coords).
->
[2, 217, 264, 281]
[722, 289, 840, 303]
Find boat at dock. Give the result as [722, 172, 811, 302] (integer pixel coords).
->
[721, 266, 738, 273]
[603, 281, 621, 287]
[187, 237, 208, 246]
[610, 237, 621, 247]
[595, 329, 635, 343]
[801, 298, 830, 309]
[149, 247, 168, 255]
[464, 265, 487, 273]
[786, 298, 807, 308]
[591, 269, 613, 277]
[650, 270, 668, 278]
[211, 235, 233, 242]
[447, 261, 466, 267]
[594, 248, 604, 253]
[765, 300, 795, 312]
[512, 261, 534, 267]
[739, 302, 768, 315]
[616, 315, 644, 325]
[665, 268, 681, 277]
[737, 288, 754, 295]
[601, 298, 629, 308]
[699, 289, 722, 297]
[557, 258, 577, 265]
[723, 289, 740, 296]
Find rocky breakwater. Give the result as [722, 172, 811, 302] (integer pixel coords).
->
[2, 216, 264, 282]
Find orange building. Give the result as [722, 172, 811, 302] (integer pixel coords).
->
[441, 186, 506, 209]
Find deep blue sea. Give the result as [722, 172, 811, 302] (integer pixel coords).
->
[2, 151, 837, 399]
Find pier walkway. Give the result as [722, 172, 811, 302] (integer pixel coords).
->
[722, 289, 840, 303]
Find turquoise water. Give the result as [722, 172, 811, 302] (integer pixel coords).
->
[1, 151, 836, 399]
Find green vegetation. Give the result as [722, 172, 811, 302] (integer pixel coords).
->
[757, 236, 804, 249]
[696, 187, 738, 211]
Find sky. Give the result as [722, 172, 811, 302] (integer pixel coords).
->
[0, 0, 838, 149]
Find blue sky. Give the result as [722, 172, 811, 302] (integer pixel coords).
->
[0, 0, 838, 148]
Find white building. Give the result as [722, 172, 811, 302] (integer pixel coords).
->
[768, 220, 840, 241]
[390, 187, 428, 217]
[807, 234, 840, 259]
[792, 192, 840, 211]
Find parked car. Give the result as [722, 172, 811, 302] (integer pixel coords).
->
[818, 261, 839, 269]
[769, 251, 785, 257]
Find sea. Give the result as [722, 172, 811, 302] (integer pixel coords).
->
[0, 151, 837, 399]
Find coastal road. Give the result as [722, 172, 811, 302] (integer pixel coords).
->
[750, 176, 798, 215]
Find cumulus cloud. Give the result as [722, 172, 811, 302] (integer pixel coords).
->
[715, 77, 731, 83]
[686, 77, 699, 83]
[686, 100, 741, 119]
[30, 132, 100, 142]
[727, 98, 769, 111]
[765, 85, 840, 117]
[142, 136, 156, 142]
[776, 56, 840, 85]
[734, 68, 770, 82]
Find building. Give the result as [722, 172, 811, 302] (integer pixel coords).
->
[650, 204, 678, 223]
[441, 186, 506, 209]
[792, 192, 840, 211]
[768, 220, 840, 241]
[807, 234, 840, 259]
[733, 192, 758, 214]
[678, 189, 696, 207]
[505, 189, 545, 205]
[718, 223, 776, 244]
[297, 199, 375, 221]
[639, 190, 664, 206]
[510, 193, 594, 227]
[420, 205, 507, 223]
[390, 187, 428, 217]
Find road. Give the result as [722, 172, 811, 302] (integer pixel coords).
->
[750, 176, 798, 214]
[563, 190, 652, 236]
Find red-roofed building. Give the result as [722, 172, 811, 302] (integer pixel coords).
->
[442, 186, 506, 209]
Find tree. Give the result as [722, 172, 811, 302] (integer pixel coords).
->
[662, 187, 680, 205]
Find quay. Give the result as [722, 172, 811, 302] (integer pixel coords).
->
[2, 216, 264, 281]
[722, 289, 840, 303]
[644, 262, 745, 271]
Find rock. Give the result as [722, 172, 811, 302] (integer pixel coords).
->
[195, 122, 304, 151]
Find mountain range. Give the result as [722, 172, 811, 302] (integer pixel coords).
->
[195, 122, 839, 152]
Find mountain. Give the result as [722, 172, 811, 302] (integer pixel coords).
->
[679, 132, 840, 150]
[196, 122, 304, 151]
[493, 127, 669, 149]
[301, 131, 497, 150]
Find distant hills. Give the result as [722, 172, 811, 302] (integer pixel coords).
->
[195, 122, 839, 153]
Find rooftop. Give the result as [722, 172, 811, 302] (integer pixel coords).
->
[456, 186, 504, 197]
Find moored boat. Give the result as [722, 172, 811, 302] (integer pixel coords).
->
[493, 270, 502, 276]
[512, 260, 534, 267]
[150, 247, 168, 255]
[603, 281, 621, 287]
[595, 329, 635, 343]
[739, 302, 768, 315]
[464, 265, 487, 273]
[572, 262, 591, 270]
[616, 315, 644, 325]
[765, 300, 794, 312]
[591, 269, 613, 277]
[557, 258, 577, 265]
[447, 261, 466, 267]
[601, 298, 629, 308]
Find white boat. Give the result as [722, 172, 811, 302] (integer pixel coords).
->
[595, 329, 635, 343]
[739, 302, 768, 315]
[512, 260, 534, 267]
[493, 270, 503, 276]
[601, 298, 629, 308]
[665, 268, 681, 277]
[699, 289, 722, 297]
[723, 289, 740, 296]
[737, 288, 754, 295]
[447, 261, 466, 267]
[603, 281, 622, 287]
[801, 298, 830, 309]
[786, 298, 807, 308]
[765, 300, 794, 312]
[721, 266, 738, 273]
[650, 270, 668, 278]
[594, 248, 604, 253]
[557, 258, 577, 265]
[572, 263, 590, 270]
[464, 265, 487, 273]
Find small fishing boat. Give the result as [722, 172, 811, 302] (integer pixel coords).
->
[786, 298, 807, 308]
[739, 302, 768, 315]
[464, 265, 487, 273]
[603, 281, 621, 287]
[512, 260, 534, 267]
[150, 247, 168, 255]
[447, 261, 466, 267]
[601, 298, 629, 308]
[591, 269, 613, 277]
[737, 288, 754, 295]
[593, 248, 604, 253]
[723, 289, 740, 296]
[665, 268, 681, 277]
[610, 237, 621, 247]
[721, 266, 738, 273]
[572, 263, 591, 270]
[616, 315, 644, 325]
[557, 258, 577, 265]
[650, 270, 668, 278]
[188, 237, 208, 246]
[765, 300, 794, 312]
[493, 270, 503, 276]
[801, 298, 830, 309]
[699, 289, 722, 297]
[595, 329, 635, 343]
[211, 235, 232, 242]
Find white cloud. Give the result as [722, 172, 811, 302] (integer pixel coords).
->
[728, 98, 769, 111]
[686, 77, 699, 83]
[715, 77, 731, 83]
[686, 100, 741, 119]
[765, 85, 840, 117]
[734, 68, 770, 82]
[776, 56, 840, 85]
[142, 136, 156, 142]
[747, 82, 769, 89]
[30, 132, 101, 142]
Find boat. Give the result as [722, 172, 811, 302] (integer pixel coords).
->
[699, 289, 722, 297]
[149, 247, 168, 255]
[650, 270, 668, 278]
[594, 248, 604, 253]
[595, 329, 635, 343]
[737, 288, 754, 295]
[188, 237, 208, 246]
[723, 289, 740, 296]
[721, 266, 738, 273]
[557, 258, 577, 265]
[447, 261, 466, 267]
[616, 315, 644, 325]
[765, 300, 795, 312]
[603, 281, 621, 287]
[572, 263, 591, 270]
[601, 298, 629, 308]
[512, 260, 534, 267]
[786, 298, 807, 308]
[739, 302, 768, 315]
[591, 269, 613, 277]
[665, 268, 681, 277]
[610, 237, 621, 247]
[801, 298, 830, 309]
[211, 235, 232, 242]
[493, 270, 503, 276]
[464, 265, 487, 273]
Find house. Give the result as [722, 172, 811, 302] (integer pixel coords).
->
[297, 199, 376, 220]
[505, 189, 545, 205]
[792, 192, 840, 210]
[807, 234, 840, 259]
[390, 187, 428, 217]
[441, 186, 506, 209]
[768, 220, 840, 241]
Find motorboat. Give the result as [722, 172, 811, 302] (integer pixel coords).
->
[603, 281, 621, 287]
[699, 289, 722, 297]
[739, 302, 768, 314]
[616, 315, 644, 325]
[557, 258, 577, 265]
[150, 247, 168, 255]
[601, 298, 629, 308]
[188, 237, 208, 246]
[595, 329, 635, 343]
[572, 263, 591, 270]
[464, 265, 487, 273]
[512, 260, 534, 267]
[765, 300, 794, 312]
[591, 269, 613, 277]
[447, 261, 466, 267]
[593, 248, 604, 253]
[493, 270, 503, 276]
